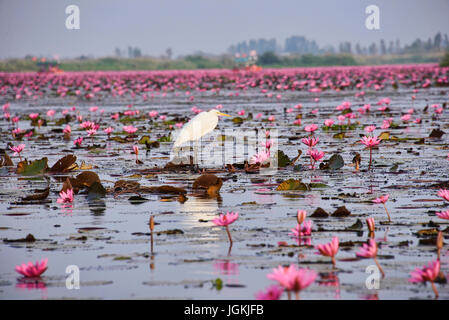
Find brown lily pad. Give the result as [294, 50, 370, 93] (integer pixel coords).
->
[332, 206, 351, 217]
[49, 155, 77, 173]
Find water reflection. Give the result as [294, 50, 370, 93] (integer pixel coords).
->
[15, 277, 48, 299]
[213, 259, 240, 286]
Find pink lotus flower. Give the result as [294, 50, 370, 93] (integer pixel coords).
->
[238, 110, 245, 116]
[89, 106, 98, 112]
[255, 113, 263, 119]
[123, 125, 138, 134]
[111, 113, 120, 120]
[373, 194, 391, 222]
[301, 137, 319, 148]
[268, 115, 275, 122]
[133, 145, 139, 162]
[159, 115, 167, 121]
[373, 194, 389, 204]
[304, 124, 318, 134]
[86, 129, 97, 137]
[15, 258, 48, 278]
[316, 237, 339, 266]
[356, 239, 378, 259]
[401, 114, 411, 122]
[297, 210, 307, 225]
[63, 125, 71, 134]
[250, 150, 270, 165]
[293, 119, 302, 126]
[356, 239, 385, 277]
[381, 119, 391, 129]
[437, 189, 449, 202]
[255, 285, 284, 300]
[29, 113, 39, 120]
[436, 210, 449, 220]
[57, 189, 74, 204]
[148, 110, 158, 118]
[409, 260, 440, 298]
[74, 137, 83, 147]
[212, 211, 239, 244]
[361, 136, 380, 170]
[290, 220, 312, 238]
[212, 212, 239, 227]
[324, 119, 334, 127]
[307, 149, 324, 169]
[364, 125, 376, 133]
[267, 264, 316, 299]
[175, 122, 183, 129]
[104, 127, 114, 136]
[47, 109, 55, 117]
[9, 143, 25, 156]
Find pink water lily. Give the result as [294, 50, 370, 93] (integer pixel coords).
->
[356, 239, 385, 278]
[366, 217, 375, 237]
[304, 124, 318, 134]
[212, 211, 239, 245]
[57, 189, 74, 204]
[74, 137, 83, 147]
[123, 125, 138, 134]
[409, 260, 440, 298]
[15, 258, 48, 278]
[9, 143, 25, 161]
[290, 220, 312, 238]
[361, 135, 381, 170]
[301, 137, 319, 148]
[104, 127, 114, 137]
[267, 264, 316, 300]
[436, 210, 449, 220]
[315, 237, 339, 266]
[437, 189, 449, 202]
[373, 194, 391, 222]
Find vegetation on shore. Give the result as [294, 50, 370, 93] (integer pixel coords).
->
[0, 52, 447, 72]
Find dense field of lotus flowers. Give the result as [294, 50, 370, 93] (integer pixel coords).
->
[0, 64, 449, 299]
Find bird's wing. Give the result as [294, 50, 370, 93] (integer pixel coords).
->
[173, 112, 218, 147]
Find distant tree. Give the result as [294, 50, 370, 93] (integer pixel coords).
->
[115, 47, 121, 57]
[165, 48, 173, 60]
[258, 52, 281, 65]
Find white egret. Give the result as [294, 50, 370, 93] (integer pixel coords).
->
[173, 109, 230, 148]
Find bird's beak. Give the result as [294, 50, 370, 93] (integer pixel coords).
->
[217, 112, 231, 117]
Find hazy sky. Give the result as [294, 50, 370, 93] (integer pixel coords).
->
[0, 0, 448, 59]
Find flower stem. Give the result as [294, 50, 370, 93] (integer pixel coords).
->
[431, 281, 439, 299]
[225, 225, 233, 244]
[382, 203, 391, 222]
[369, 147, 372, 170]
[374, 257, 385, 278]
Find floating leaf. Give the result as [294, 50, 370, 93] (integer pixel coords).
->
[333, 132, 346, 139]
[71, 171, 101, 189]
[128, 196, 149, 204]
[49, 155, 77, 173]
[276, 179, 308, 191]
[0, 152, 14, 167]
[332, 206, 351, 217]
[311, 207, 329, 217]
[232, 117, 243, 124]
[276, 150, 291, 168]
[21, 187, 49, 201]
[379, 131, 390, 140]
[87, 181, 106, 200]
[429, 128, 445, 138]
[320, 153, 344, 170]
[17, 158, 48, 175]
[192, 174, 223, 195]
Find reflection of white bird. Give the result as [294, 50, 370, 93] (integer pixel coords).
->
[173, 109, 230, 148]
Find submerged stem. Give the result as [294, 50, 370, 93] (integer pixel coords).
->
[225, 225, 233, 244]
[431, 281, 439, 299]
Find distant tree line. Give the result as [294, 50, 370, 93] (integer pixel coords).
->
[228, 32, 449, 56]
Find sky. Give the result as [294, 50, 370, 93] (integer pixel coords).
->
[0, 0, 448, 59]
